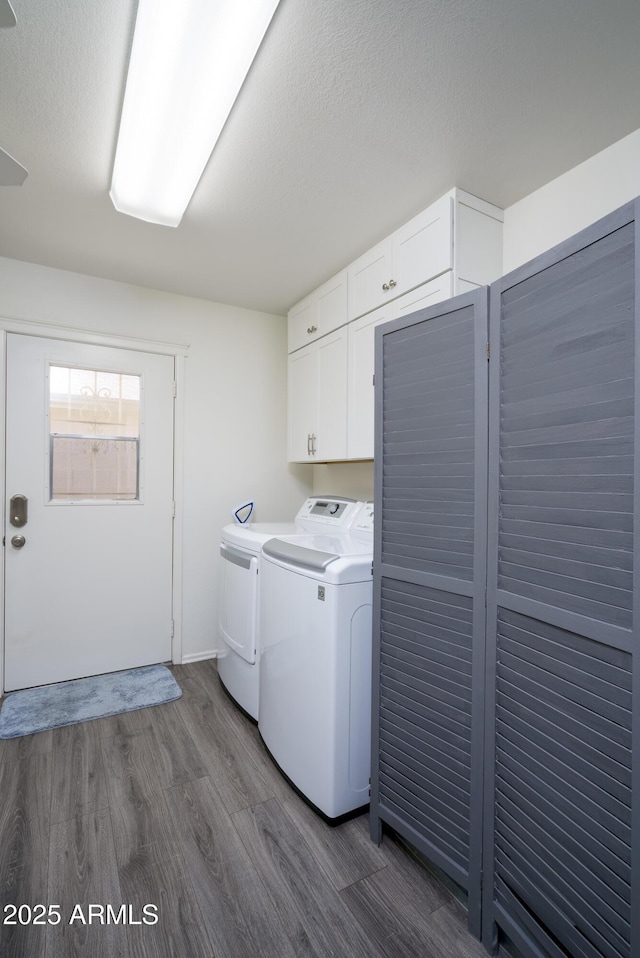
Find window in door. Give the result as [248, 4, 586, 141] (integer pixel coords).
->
[48, 365, 141, 501]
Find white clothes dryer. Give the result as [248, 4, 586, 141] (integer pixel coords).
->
[258, 502, 374, 821]
[217, 497, 363, 720]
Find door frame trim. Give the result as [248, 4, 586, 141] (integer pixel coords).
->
[0, 315, 189, 695]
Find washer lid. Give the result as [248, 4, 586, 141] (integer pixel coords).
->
[262, 539, 339, 572]
[262, 531, 373, 583]
[281, 532, 373, 557]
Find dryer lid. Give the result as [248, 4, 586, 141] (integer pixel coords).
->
[221, 521, 298, 552]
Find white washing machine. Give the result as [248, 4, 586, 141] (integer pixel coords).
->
[217, 497, 363, 720]
[258, 502, 374, 821]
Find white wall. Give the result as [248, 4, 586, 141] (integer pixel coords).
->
[503, 128, 640, 273]
[312, 461, 374, 502]
[0, 256, 312, 663]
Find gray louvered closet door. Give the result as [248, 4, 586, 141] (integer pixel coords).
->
[484, 200, 639, 958]
[370, 289, 489, 936]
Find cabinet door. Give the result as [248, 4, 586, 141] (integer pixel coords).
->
[287, 344, 317, 461]
[289, 271, 348, 353]
[315, 328, 348, 461]
[393, 271, 453, 319]
[288, 293, 319, 353]
[317, 269, 348, 337]
[348, 238, 393, 321]
[347, 306, 394, 459]
[392, 194, 453, 296]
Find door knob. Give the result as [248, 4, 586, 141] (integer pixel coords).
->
[11, 535, 26, 548]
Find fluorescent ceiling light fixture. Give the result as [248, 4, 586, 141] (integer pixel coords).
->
[0, 0, 17, 29]
[110, 0, 281, 227]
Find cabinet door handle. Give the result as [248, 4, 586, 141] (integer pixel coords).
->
[307, 433, 312, 456]
[388, 278, 397, 288]
[307, 324, 317, 334]
[382, 283, 389, 292]
[310, 433, 317, 456]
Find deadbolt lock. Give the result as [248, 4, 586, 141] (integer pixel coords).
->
[10, 494, 28, 528]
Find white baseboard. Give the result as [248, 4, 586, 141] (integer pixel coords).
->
[180, 650, 219, 665]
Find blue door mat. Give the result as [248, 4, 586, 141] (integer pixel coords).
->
[0, 664, 182, 738]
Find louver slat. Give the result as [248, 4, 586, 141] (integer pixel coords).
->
[496, 221, 635, 629]
[380, 686, 472, 754]
[497, 775, 629, 887]
[372, 288, 488, 937]
[486, 206, 636, 958]
[380, 716, 471, 786]
[495, 826, 630, 948]
[381, 306, 477, 581]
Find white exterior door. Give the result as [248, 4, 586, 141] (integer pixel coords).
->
[4, 334, 175, 691]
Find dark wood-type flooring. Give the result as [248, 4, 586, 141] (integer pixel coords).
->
[0, 659, 488, 958]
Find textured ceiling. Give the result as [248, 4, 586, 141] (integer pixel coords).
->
[0, 0, 639, 316]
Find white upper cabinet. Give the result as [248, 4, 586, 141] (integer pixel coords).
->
[288, 269, 348, 353]
[288, 344, 318, 462]
[317, 270, 348, 333]
[347, 194, 453, 321]
[316, 329, 348, 461]
[392, 271, 454, 320]
[287, 327, 348, 463]
[391, 194, 453, 299]
[287, 293, 317, 354]
[286, 188, 503, 462]
[346, 239, 394, 322]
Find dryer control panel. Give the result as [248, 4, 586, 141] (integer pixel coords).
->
[296, 497, 361, 528]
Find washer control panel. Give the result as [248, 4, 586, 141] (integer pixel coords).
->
[296, 497, 361, 528]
